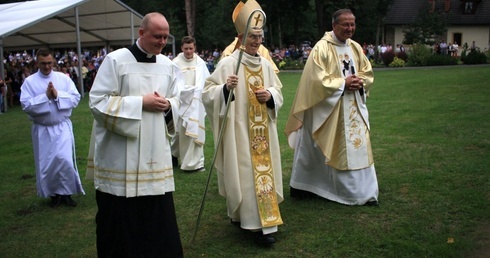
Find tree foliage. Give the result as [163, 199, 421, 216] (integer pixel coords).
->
[3, 0, 396, 52]
[402, 0, 447, 45]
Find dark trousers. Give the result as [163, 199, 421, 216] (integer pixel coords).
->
[96, 191, 183, 258]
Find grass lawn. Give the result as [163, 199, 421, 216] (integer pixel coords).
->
[0, 65, 489, 257]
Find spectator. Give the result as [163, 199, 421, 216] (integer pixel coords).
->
[470, 41, 477, 52]
[3, 69, 13, 109]
[451, 42, 459, 57]
[0, 78, 6, 113]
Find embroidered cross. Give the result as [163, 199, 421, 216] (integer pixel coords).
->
[254, 13, 262, 27]
[147, 158, 157, 168]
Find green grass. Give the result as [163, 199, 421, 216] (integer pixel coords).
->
[0, 65, 489, 257]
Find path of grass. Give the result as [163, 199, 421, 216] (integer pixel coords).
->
[0, 65, 489, 257]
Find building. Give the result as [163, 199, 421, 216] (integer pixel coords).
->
[384, 0, 490, 53]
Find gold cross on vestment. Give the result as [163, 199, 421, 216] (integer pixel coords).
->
[254, 13, 262, 27]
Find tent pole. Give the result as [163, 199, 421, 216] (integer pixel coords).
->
[75, 6, 84, 97]
[1, 40, 5, 81]
[130, 13, 135, 44]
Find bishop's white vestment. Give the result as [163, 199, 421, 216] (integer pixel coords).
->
[203, 50, 284, 234]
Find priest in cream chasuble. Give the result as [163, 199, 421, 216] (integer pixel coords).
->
[285, 9, 379, 206]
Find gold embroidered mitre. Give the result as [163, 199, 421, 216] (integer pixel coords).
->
[233, 0, 265, 35]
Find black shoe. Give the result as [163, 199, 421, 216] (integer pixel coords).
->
[230, 219, 240, 227]
[62, 195, 77, 207]
[365, 200, 379, 206]
[254, 232, 277, 246]
[172, 156, 179, 167]
[290, 187, 316, 199]
[50, 195, 61, 208]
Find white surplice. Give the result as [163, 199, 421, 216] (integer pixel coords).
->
[171, 52, 209, 170]
[87, 47, 182, 197]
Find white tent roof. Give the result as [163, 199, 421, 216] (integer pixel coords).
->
[0, 0, 143, 50]
[0, 0, 176, 96]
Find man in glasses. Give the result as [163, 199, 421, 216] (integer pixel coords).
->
[20, 48, 84, 208]
[203, 0, 284, 247]
[285, 9, 379, 206]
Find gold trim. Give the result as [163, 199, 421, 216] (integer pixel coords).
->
[245, 65, 283, 227]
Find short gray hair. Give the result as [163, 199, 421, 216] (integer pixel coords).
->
[332, 9, 354, 25]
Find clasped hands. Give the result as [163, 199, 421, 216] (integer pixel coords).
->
[226, 75, 271, 104]
[46, 81, 58, 99]
[143, 91, 171, 113]
[345, 75, 364, 92]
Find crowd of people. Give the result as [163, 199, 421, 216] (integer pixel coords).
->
[434, 40, 460, 56]
[2, 41, 313, 114]
[5, 1, 382, 255]
[0, 48, 105, 113]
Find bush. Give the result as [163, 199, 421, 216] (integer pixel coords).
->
[279, 58, 305, 70]
[396, 51, 408, 62]
[381, 50, 395, 66]
[461, 48, 467, 61]
[407, 43, 431, 66]
[426, 55, 458, 66]
[389, 57, 406, 67]
[462, 50, 487, 64]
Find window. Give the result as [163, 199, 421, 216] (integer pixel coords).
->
[465, 1, 473, 13]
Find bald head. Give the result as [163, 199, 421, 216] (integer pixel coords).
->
[139, 12, 170, 55]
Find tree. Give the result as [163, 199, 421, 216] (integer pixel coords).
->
[369, 0, 396, 63]
[403, 0, 447, 45]
[185, 0, 196, 37]
[261, 0, 316, 49]
[2, 0, 397, 56]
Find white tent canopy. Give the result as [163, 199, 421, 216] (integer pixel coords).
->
[1, 0, 142, 50]
[0, 0, 175, 96]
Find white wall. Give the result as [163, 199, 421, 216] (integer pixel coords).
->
[391, 25, 489, 52]
[447, 26, 489, 51]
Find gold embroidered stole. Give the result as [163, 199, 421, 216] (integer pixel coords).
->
[328, 45, 372, 170]
[244, 65, 283, 227]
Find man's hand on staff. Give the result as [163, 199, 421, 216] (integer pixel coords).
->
[143, 91, 171, 112]
[226, 75, 239, 90]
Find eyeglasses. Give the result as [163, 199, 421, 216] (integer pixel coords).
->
[247, 34, 263, 41]
[337, 23, 356, 28]
[39, 61, 53, 66]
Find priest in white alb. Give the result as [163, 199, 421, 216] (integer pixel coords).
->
[20, 48, 84, 208]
